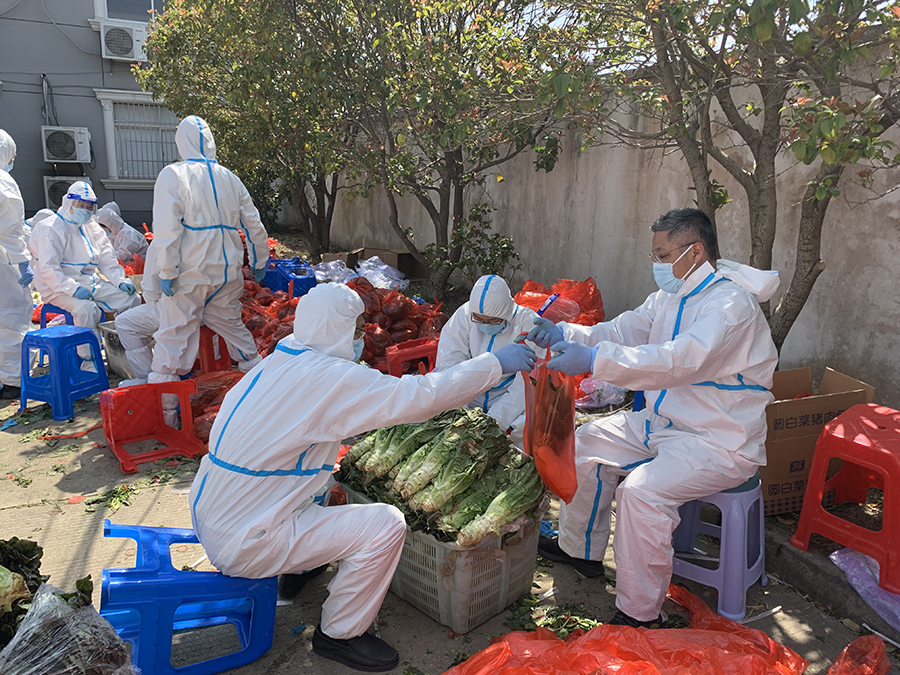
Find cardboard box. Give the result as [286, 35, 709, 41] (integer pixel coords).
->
[322, 247, 431, 281]
[760, 367, 875, 516]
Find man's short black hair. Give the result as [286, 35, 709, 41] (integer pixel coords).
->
[650, 208, 719, 260]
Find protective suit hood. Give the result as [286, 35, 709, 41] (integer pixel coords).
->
[470, 275, 515, 321]
[27, 209, 55, 229]
[292, 283, 364, 361]
[0, 130, 15, 169]
[175, 115, 217, 161]
[97, 202, 125, 233]
[57, 181, 97, 225]
[716, 259, 780, 303]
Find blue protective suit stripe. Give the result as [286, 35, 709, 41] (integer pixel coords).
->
[584, 463, 603, 559]
[181, 222, 238, 232]
[203, 232, 229, 307]
[212, 367, 265, 456]
[207, 452, 332, 478]
[621, 457, 653, 472]
[275, 344, 309, 357]
[481, 332, 498, 411]
[190, 470, 209, 522]
[693, 374, 767, 391]
[479, 275, 496, 313]
[78, 225, 97, 263]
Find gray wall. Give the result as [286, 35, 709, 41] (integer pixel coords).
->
[329, 129, 900, 409]
[0, 0, 152, 223]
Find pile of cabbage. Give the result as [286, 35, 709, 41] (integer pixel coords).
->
[338, 408, 544, 546]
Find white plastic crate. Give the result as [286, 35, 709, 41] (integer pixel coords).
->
[98, 321, 134, 379]
[342, 484, 539, 633]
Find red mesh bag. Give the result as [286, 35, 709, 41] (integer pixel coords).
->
[189, 370, 245, 419]
[514, 278, 605, 326]
[522, 349, 578, 504]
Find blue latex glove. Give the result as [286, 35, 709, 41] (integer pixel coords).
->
[73, 286, 93, 301]
[119, 281, 137, 295]
[522, 316, 564, 349]
[493, 343, 537, 375]
[160, 278, 176, 297]
[16, 261, 32, 288]
[546, 341, 597, 376]
[254, 267, 267, 283]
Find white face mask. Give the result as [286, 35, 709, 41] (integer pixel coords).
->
[352, 337, 365, 361]
[652, 245, 697, 294]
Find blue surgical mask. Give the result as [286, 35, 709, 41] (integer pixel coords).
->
[476, 321, 507, 336]
[3, 160, 13, 173]
[69, 208, 93, 225]
[352, 337, 365, 361]
[652, 245, 696, 294]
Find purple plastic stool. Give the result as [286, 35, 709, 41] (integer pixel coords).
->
[671, 471, 766, 621]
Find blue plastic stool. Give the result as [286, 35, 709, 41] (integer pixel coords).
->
[39, 303, 75, 329]
[20, 325, 109, 420]
[100, 520, 278, 675]
[671, 471, 767, 621]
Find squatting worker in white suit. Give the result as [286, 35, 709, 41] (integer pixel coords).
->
[0, 130, 34, 400]
[30, 181, 140, 350]
[96, 201, 148, 263]
[188, 283, 537, 672]
[146, 115, 269, 384]
[435, 275, 537, 446]
[526, 208, 779, 628]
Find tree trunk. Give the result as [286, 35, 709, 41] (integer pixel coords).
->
[768, 163, 843, 350]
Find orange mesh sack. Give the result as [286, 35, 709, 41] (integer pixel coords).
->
[522, 350, 578, 503]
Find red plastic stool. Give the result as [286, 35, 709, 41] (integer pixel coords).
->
[385, 338, 438, 377]
[790, 403, 900, 593]
[101, 381, 207, 473]
[198, 326, 231, 374]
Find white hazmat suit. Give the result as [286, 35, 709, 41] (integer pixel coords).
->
[96, 202, 148, 263]
[29, 181, 139, 333]
[557, 260, 779, 621]
[0, 130, 33, 390]
[189, 282, 507, 640]
[146, 116, 267, 382]
[435, 275, 536, 443]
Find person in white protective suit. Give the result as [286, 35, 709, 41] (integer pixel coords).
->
[24, 209, 56, 245]
[29, 182, 140, 358]
[188, 282, 537, 672]
[435, 274, 537, 446]
[0, 130, 35, 399]
[145, 115, 269, 384]
[525, 208, 779, 628]
[96, 201, 148, 263]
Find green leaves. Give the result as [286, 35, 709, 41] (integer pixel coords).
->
[793, 31, 813, 56]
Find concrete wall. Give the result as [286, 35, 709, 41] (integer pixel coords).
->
[330, 128, 900, 408]
[0, 0, 153, 223]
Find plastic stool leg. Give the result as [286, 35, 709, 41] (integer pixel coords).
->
[673, 500, 701, 553]
[717, 498, 749, 621]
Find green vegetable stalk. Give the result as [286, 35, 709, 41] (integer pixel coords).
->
[391, 434, 442, 495]
[436, 463, 512, 531]
[345, 433, 376, 464]
[362, 425, 408, 474]
[457, 460, 543, 546]
[371, 423, 442, 478]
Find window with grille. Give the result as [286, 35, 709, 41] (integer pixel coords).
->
[106, 0, 168, 22]
[112, 102, 179, 180]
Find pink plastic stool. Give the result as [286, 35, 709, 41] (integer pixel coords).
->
[672, 471, 766, 621]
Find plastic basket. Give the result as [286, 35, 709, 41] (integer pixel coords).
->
[342, 485, 539, 633]
[98, 321, 134, 379]
[262, 257, 316, 297]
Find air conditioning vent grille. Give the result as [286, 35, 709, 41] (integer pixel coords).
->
[104, 27, 134, 57]
[45, 131, 77, 161]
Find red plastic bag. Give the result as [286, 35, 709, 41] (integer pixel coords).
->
[514, 278, 605, 326]
[443, 585, 814, 675]
[189, 370, 245, 419]
[522, 349, 578, 504]
[827, 636, 891, 675]
[193, 404, 221, 444]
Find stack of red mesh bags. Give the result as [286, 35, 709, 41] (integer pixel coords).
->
[346, 277, 448, 366]
[239, 273, 298, 357]
[515, 278, 605, 325]
[121, 253, 145, 275]
[190, 370, 246, 444]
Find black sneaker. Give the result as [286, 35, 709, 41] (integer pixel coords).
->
[537, 535, 606, 579]
[607, 609, 664, 629]
[0, 385, 20, 400]
[278, 564, 327, 599]
[311, 624, 400, 672]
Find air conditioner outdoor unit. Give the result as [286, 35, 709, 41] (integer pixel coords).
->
[41, 126, 91, 164]
[100, 19, 148, 62]
[44, 176, 92, 211]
